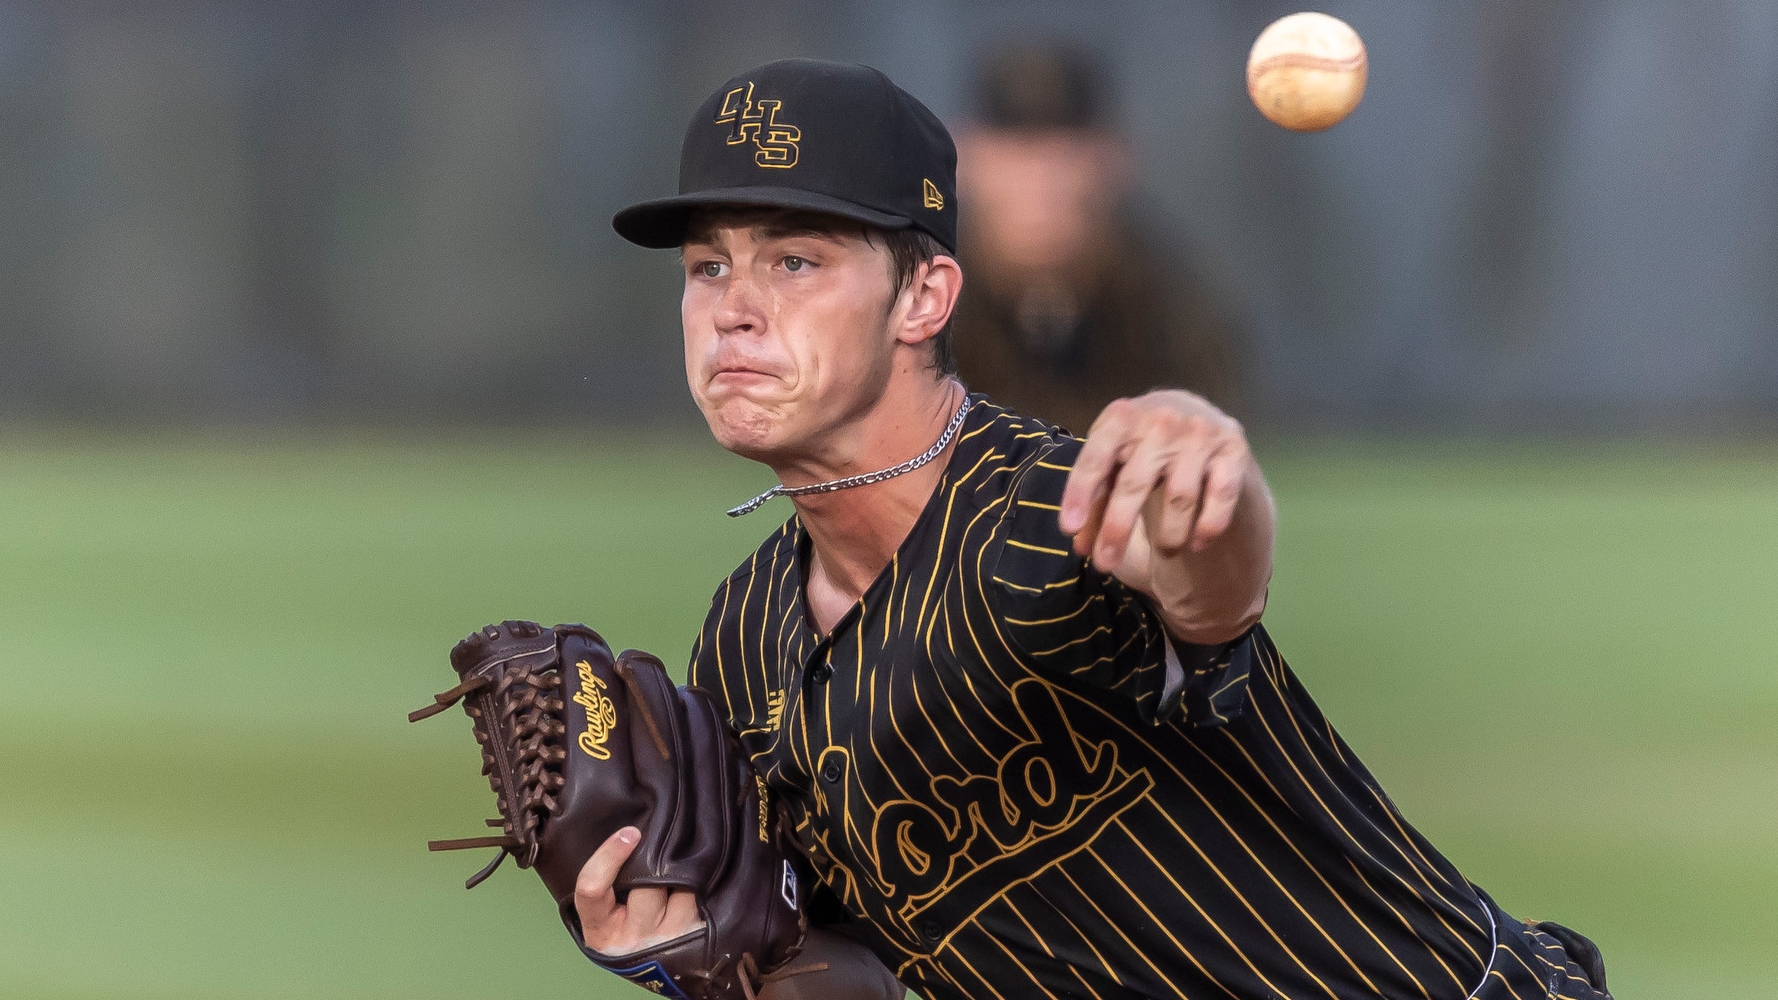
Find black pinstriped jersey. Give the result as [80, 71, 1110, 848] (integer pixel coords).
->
[688, 397, 1609, 1000]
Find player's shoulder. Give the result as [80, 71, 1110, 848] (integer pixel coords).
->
[691, 519, 797, 682]
[713, 517, 799, 594]
[956, 395, 1086, 506]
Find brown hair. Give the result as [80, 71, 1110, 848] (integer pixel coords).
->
[682, 207, 957, 375]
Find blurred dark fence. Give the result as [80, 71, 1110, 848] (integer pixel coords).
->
[0, 0, 1772, 429]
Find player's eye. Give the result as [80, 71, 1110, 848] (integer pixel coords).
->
[782, 256, 807, 272]
[695, 261, 726, 278]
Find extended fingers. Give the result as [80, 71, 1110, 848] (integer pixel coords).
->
[1091, 432, 1174, 569]
[1096, 404, 1232, 565]
[1189, 445, 1251, 550]
[1063, 394, 1251, 565]
[1060, 399, 1137, 538]
[1069, 482, 1109, 560]
[1151, 435, 1216, 554]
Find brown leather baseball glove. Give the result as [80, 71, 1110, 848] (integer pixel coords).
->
[411, 620, 807, 999]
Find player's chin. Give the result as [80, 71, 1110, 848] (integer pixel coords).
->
[700, 396, 790, 459]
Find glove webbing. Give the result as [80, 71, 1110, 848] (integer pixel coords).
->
[414, 658, 567, 888]
[412, 650, 675, 889]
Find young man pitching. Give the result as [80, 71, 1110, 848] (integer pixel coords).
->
[576, 58, 1612, 1000]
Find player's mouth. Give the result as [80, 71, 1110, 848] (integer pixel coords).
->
[711, 368, 770, 382]
[707, 362, 782, 388]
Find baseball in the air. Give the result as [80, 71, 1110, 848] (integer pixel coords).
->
[1246, 12, 1367, 132]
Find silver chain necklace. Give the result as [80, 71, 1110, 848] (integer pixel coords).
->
[726, 393, 973, 517]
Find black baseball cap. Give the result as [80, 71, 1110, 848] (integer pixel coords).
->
[613, 59, 958, 254]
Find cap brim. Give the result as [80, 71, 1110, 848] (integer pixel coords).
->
[612, 186, 913, 249]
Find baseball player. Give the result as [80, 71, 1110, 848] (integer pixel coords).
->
[578, 59, 1612, 1000]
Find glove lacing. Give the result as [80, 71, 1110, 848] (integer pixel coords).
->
[414, 655, 568, 888]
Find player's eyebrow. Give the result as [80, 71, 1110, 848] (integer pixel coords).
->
[681, 212, 862, 250]
[680, 229, 841, 254]
[750, 223, 853, 244]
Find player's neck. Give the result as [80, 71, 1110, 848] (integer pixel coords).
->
[787, 377, 964, 633]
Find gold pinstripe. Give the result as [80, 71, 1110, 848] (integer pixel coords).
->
[1002, 592, 1105, 627]
[1057, 864, 1205, 1000]
[1048, 675, 1404, 988]
[1109, 814, 1345, 999]
[1086, 841, 1309, 1000]
[989, 575, 1083, 594]
[911, 477, 966, 638]
[1000, 894, 1111, 1000]
[1003, 537, 1074, 558]
[1053, 676, 1423, 996]
[945, 946, 1013, 1000]
[1244, 644, 1487, 957]
[908, 659, 967, 773]
[1030, 881, 1126, 987]
[1341, 856, 1471, 993]
[1028, 624, 1114, 658]
[884, 553, 900, 645]
[1208, 738, 1436, 994]
[1500, 942, 1551, 986]
[975, 923, 1064, 1000]
[863, 662, 922, 804]
[1258, 647, 1487, 945]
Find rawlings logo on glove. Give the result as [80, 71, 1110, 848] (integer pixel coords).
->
[573, 660, 618, 760]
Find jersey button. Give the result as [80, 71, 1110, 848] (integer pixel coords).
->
[821, 759, 844, 783]
[920, 919, 943, 945]
[810, 662, 835, 683]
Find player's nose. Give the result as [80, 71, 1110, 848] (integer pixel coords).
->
[712, 269, 768, 337]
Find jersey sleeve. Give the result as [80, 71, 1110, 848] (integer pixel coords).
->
[685, 600, 712, 690]
[986, 438, 1254, 728]
[685, 579, 735, 720]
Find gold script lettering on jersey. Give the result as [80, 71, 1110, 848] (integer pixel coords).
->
[864, 679, 1153, 946]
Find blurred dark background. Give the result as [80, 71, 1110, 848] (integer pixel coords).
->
[0, 0, 1772, 431]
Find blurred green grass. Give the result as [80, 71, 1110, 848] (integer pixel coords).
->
[1, 431, 1773, 998]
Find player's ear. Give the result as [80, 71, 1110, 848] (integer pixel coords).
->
[893, 255, 962, 348]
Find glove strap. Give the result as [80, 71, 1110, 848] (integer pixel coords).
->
[749, 959, 832, 1000]
[407, 673, 492, 722]
[426, 837, 519, 889]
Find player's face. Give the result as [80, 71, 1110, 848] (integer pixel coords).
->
[680, 217, 901, 463]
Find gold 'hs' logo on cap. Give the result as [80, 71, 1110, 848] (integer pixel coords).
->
[715, 82, 800, 169]
[922, 178, 944, 210]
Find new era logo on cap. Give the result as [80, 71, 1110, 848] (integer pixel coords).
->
[613, 59, 959, 253]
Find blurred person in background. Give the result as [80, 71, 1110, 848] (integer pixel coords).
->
[953, 43, 1248, 434]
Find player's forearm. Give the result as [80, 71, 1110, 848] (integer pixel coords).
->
[1150, 460, 1274, 646]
